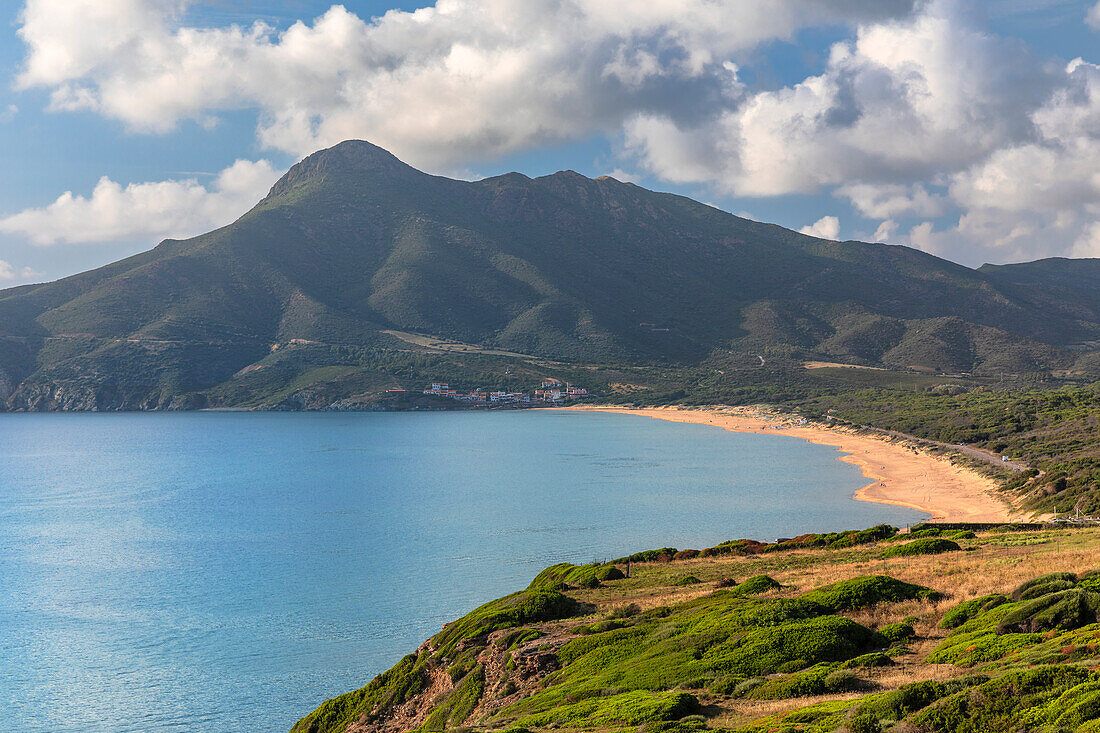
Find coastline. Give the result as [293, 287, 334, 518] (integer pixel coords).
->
[561, 405, 1032, 524]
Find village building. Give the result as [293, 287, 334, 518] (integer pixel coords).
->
[424, 379, 587, 405]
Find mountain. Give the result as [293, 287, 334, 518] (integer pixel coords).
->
[2, 140, 1099, 410]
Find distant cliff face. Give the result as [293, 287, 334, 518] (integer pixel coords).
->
[1, 139, 1099, 410]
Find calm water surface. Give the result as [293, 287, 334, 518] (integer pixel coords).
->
[0, 411, 926, 732]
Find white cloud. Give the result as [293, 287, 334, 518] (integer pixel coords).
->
[1073, 222, 1100, 257]
[603, 168, 638, 183]
[12, 0, 1100, 265]
[1088, 1, 1100, 30]
[0, 159, 281, 246]
[626, 0, 1054, 196]
[623, 0, 1100, 264]
[838, 183, 947, 219]
[910, 58, 1100, 264]
[799, 215, 841, 240]
[0, 261, 42, 282]
[14, 0, 916, 167]
[872, 219, 899, 243]
[0, 105, 17, 122]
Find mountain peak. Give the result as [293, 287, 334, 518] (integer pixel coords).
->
[264, 139, 417, 200]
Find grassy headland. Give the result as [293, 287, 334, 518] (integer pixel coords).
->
[290, 524, 1100, 733]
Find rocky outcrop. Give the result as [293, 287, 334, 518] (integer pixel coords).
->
[0, 368, 12, 404]
[5, 381, 207, 412]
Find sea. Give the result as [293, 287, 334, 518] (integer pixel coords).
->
[0, 410, 927, 732]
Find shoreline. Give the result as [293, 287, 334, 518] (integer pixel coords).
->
[561, 405, 1032, 524]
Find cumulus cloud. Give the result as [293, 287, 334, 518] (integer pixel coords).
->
[799, 215, 841, 240]
[838, 183, 947, 219]
[1088, 2, 1100, 30]
[913, 58, 1100, 263]
[11, 0, 1100, 264]
[623, 0, 1099, 264]
[0, 261, 42, 282]
[872, 219, 899, 243]
[0, 159, 281, 246]
[14, 0, 916, 167]
[626, 0, 1054, 195]
[1075, 222, 1100, 257]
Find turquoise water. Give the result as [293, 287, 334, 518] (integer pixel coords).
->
[0, 411, 926, 732]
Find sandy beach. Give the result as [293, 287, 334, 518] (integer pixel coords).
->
[564, 405, 1032, 524]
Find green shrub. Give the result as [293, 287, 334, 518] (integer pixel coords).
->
[855, 676, 986, 723]
[496, 628, 542, 649]
[731, 677, 766, 697]
[1052, 680, 1100, 729]
[800, 575, 943, 611]
[823, 668, 867, 693]
[1016, 579, 1078, 601]
[708, 675, 746, 695]
[744, 664, 832, 699]
[844, 711, 882, 733]
[928, 628, 1042, 666]
[1011, 572, 1078, 601]
[881, 538, 961, 558]
[840, 652, 893, 669]
[517, 690, 700, 727]
[896, 527, 943, 540]
[674, 575, 702, 586]
[699, 539, 768, 558]
[638, 717, 708, 733]
[574, 619, 629, 635]
[877, 622, 916, 644]
[746, 665, 868, 700]
[827, 525, 898, 549]
[709, 615, 881, 676]
[940, 594, 1008, 629]
[433, 590, 588, 657]
[731, 575, 782, 595]
[1079, 570, 1100, 591]
[912, 665, 1097, 731]
[598, 566, 626, 581]
[996, 589, 1100, 634]
[528, 562, 624, 590]
[614, 548, 678, 564]
[732, 598, 830, 627]
[447, 651, 479, 682]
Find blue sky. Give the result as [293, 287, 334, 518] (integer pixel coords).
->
[1, 0, 1099, 284]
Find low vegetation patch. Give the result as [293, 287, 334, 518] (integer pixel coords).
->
[880, 537, 961, 558]
[673, 575, 701, 586]
[940, 593, 1007, 629]
[619, 527, 900, 564]
[517, 690, 700, 727]
[800, 575, 943, 611]
[434, 589, 589, 657]
[528, 563, 624, 590]
[729, 575, 782, 595]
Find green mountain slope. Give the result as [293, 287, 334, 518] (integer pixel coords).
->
[1, 140, 1098, 410]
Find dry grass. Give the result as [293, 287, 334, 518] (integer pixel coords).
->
[709, 694, 864, 729]
[583, 529, 1100, 623]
